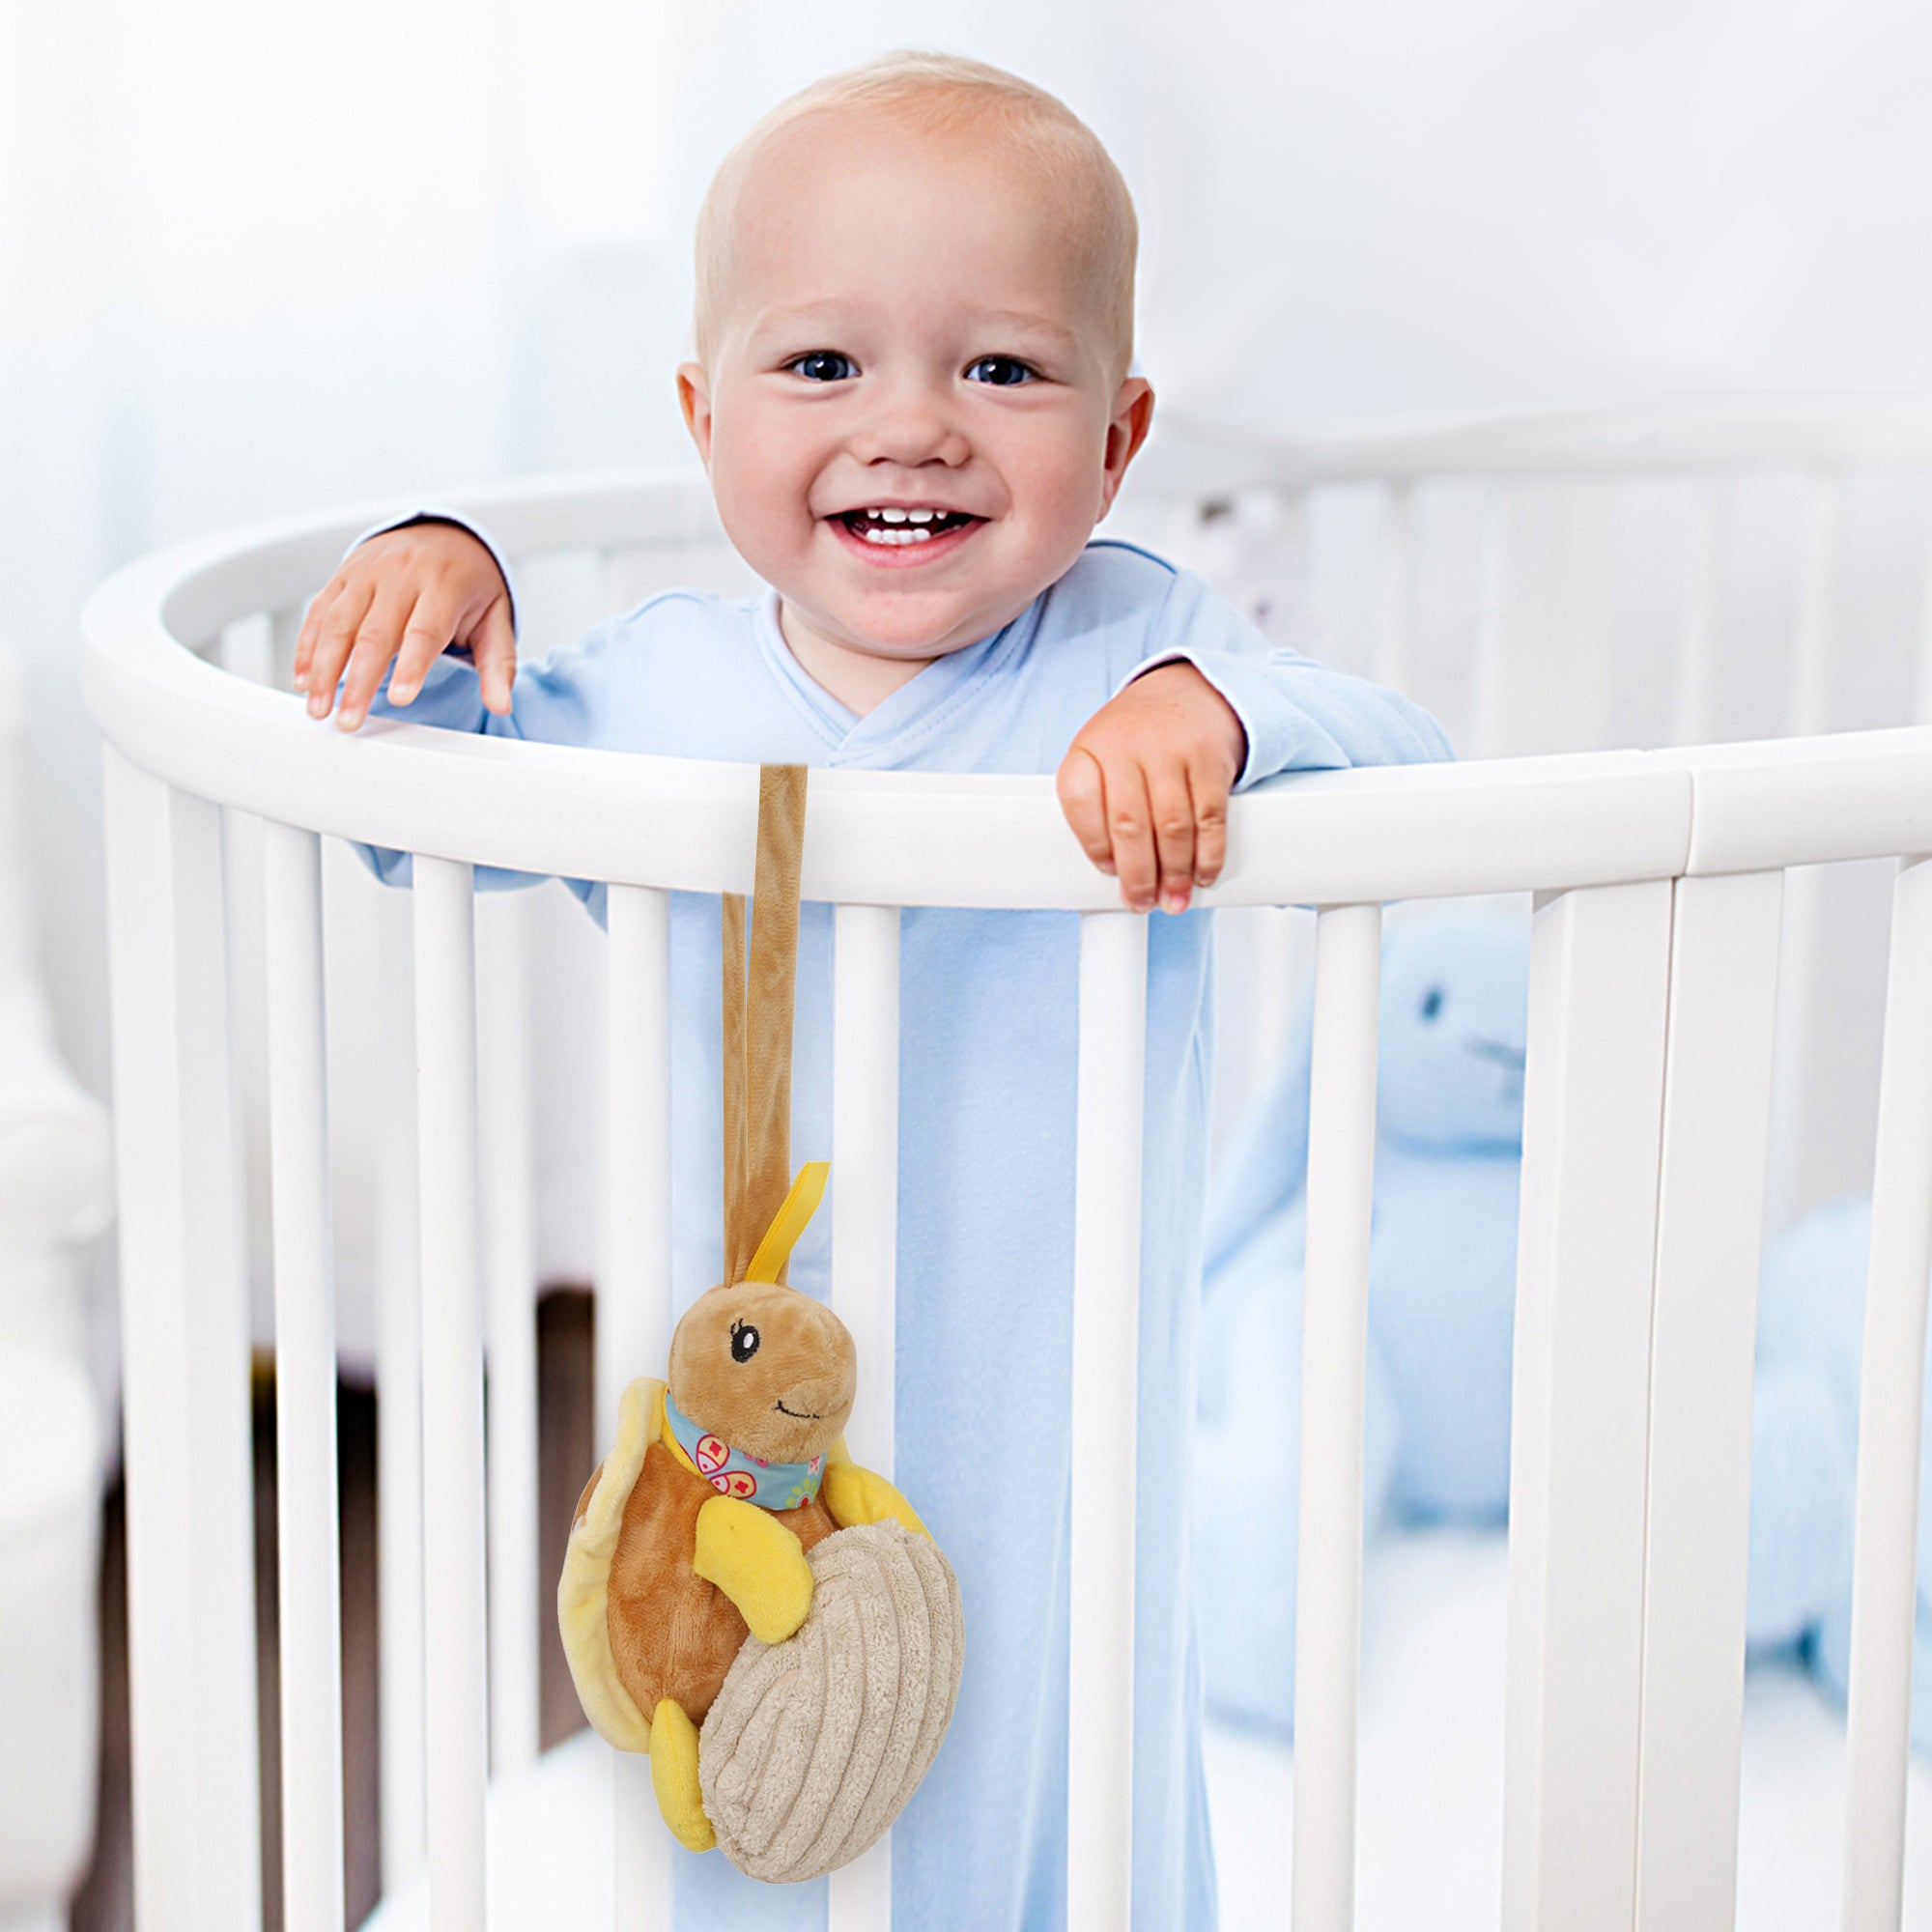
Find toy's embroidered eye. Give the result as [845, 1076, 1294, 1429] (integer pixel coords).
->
[789, 351, 857, 383]
[730, 1320, 761, 1363]
[1421, 986, 1444, 1021]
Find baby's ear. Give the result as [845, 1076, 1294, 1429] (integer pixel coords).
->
[1099, 376, 1155, 517]
[676, 362, 715, 469]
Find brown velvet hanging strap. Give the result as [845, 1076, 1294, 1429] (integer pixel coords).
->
[721, 764, 808, 1288]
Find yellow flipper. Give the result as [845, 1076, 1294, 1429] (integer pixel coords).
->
[649, 1699, 716, 1852]
[822, 1460, 929, 1540]
[694, 1494, 814, 1644]
[554, 1377, 664, 1755]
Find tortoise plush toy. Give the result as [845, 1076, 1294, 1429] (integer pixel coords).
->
[558, 766, 962, 1881]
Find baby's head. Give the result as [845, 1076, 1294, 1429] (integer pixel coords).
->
[677, 54, 1154, 700]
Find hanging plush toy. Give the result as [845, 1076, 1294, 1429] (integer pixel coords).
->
[557, 765, 963, 1882]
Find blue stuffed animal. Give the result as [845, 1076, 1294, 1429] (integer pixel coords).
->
[1759, 1196, 1932, 1755]
[1197, 906, 1862, 1736]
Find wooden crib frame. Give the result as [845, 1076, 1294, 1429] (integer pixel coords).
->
[80, 403, 1932, 1931]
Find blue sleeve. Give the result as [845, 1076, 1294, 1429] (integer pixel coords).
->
[1115, 566, 1453, 785]
[346, 510, 522, 638]
[355, 614, 618, 895]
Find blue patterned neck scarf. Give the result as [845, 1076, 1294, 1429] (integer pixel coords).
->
[662, 1387, 826, 1512]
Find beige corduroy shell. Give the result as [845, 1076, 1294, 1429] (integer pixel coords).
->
[698, 1520, 964, 1884]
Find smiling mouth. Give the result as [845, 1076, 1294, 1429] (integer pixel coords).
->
[836, 506, 982, 548]
[774, 1400, 824, 1419]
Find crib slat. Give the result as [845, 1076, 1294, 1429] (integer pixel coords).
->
[1632, 869, 1783, 1930]
[1292, 902, 1382, 1932]
[376, 887, 429, 1892]
[477, 891, 541, 1775]
[603, 883, 676, 1927]
[831, 904, 901, 1473]
[1468, 487, 1513, 759]
[1915, 519, 1932, 726]
[1273, 485, 1313, 644]
[600, 883, 675, 1442]
[262, 822, 346, 1932]
[413, 856, 490, 1931]
[828, 903, 903, 1932]
[1554, 485, 1618, 752]
[1787, 472, 1842, 738]
[1374, 481, 1419, 695]
[1068, 910, 1149, 1932]
[1764, 863, 1827, 1230]
[1668, 482, 1728, 748]
[170, 785, 264, 1932]
[1765, 491, 1836, 1224]
[1841, 854, 1932, 1931]
[1502, 879, 1673, 1932]
[102, 751, 264, 1932]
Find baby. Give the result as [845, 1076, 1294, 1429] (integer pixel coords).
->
[296, 51, 1448, 1932]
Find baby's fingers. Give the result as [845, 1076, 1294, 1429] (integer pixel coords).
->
[1146, 757, 1198, 913]
[1055, 746, 1116, 876]
[334, 586, 415, 730]
[1057, 746, 1160, 911]
[296, 567, 368, 693]
[293, 583, 334, 692]
[1190, 753, 1231, 890]
[1105, 764, 1159, 912]
[469, 596, 517, 715]
[303, 577, 377, 718]
[384, 582, 469, 707]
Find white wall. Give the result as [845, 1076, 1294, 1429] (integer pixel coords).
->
[4, 0, 1929, 1322]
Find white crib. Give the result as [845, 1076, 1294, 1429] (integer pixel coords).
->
[79, 399, 1932, 1931]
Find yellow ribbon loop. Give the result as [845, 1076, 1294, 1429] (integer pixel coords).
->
[744, 1161, 830, 1284]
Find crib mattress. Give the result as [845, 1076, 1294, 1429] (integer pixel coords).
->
[1208, 1529, 1932, 1930]
[359, 1529, 1932, 1931]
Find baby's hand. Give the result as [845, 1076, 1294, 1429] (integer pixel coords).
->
[294, 521, 516, 730]
[1056, 663, 1247, 914]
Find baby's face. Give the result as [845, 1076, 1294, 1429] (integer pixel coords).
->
[680, 113, 1152, 704]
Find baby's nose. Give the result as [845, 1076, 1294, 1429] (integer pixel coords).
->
[850, 388, 969, 469]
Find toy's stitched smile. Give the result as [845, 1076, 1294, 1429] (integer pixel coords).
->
[774, 1400, 824, 1419]
[1466, 1034, 1526, 1069]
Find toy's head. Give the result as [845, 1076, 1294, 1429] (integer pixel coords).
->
[1377, 909, 1530, 1151]
[668, 1280, 858, 1463]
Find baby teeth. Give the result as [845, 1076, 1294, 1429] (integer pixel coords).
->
[845, 504, 966, 546]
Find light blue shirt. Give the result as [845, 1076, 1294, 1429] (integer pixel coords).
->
[363, 537, 1451, 1931]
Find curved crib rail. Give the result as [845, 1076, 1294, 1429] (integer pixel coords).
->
[83, 458, 1932, 1932]
[1151, 394, 1932, 490]
[1136, 393, 1932, 1321]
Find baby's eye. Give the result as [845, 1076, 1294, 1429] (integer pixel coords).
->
[788, 351, 858, 383]
[964, 355, 1037, 387]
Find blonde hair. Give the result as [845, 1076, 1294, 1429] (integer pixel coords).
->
[693, 51, 1138, 376]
